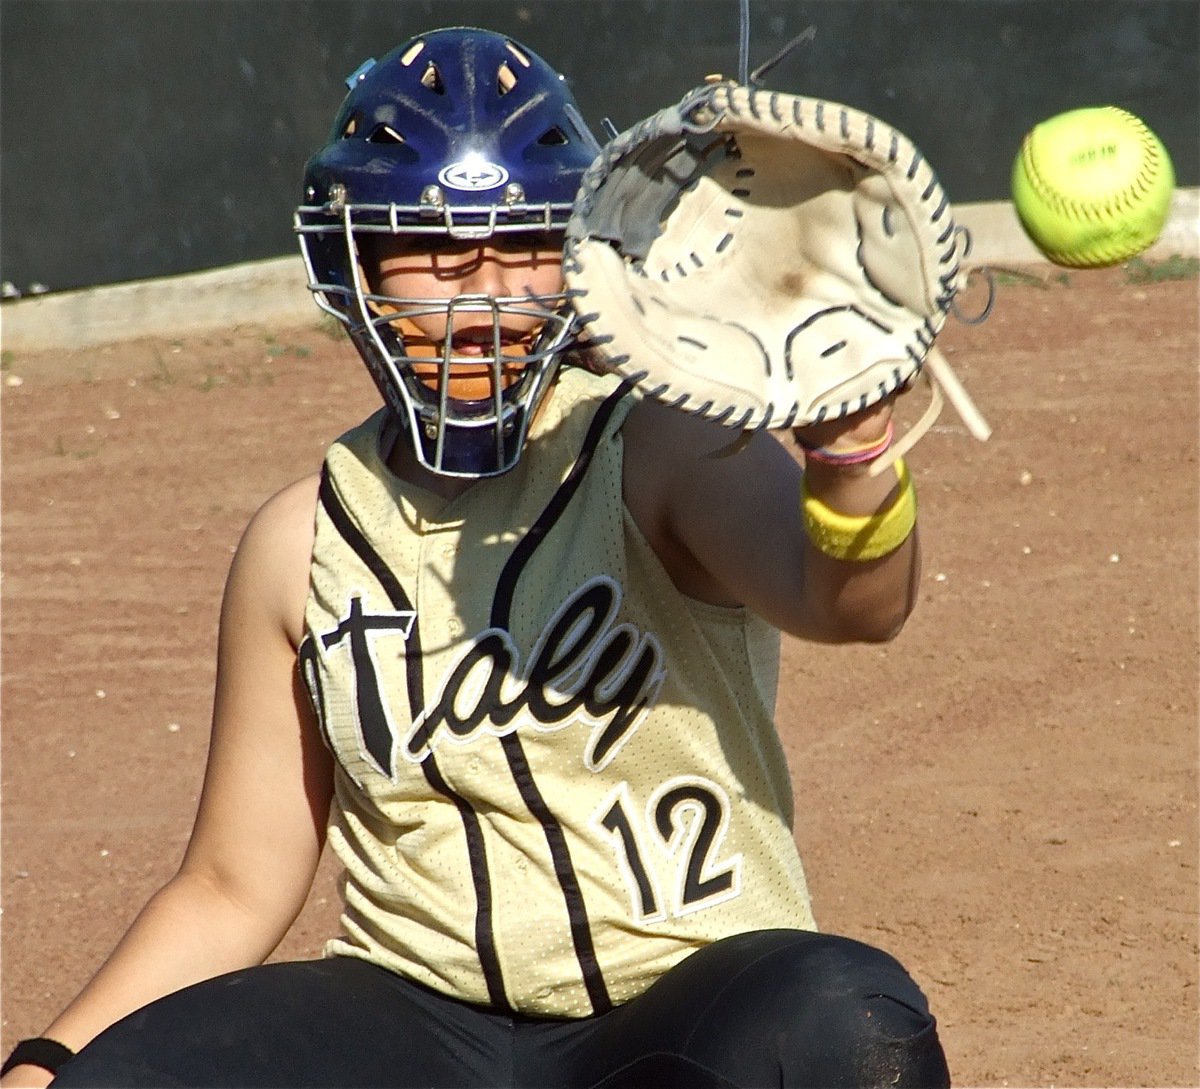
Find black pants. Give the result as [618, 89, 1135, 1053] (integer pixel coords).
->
[52, 930, 950, 1088]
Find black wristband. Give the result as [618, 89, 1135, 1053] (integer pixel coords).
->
[1, 1037, 76, 1077]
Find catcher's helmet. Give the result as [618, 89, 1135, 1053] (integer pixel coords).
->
[296, 27, 601, 477]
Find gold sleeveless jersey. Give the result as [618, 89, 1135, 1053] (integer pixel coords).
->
[300, 366, 815, 1018]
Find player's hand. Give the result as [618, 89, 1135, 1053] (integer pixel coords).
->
[0, 1064, 56, 1089]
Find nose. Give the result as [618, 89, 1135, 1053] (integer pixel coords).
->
[457, 244, 512, 298]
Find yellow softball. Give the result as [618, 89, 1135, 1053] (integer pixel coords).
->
[1011, 106, 1175, 268]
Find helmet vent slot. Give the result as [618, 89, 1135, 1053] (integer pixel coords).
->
[420, 61, 445, 94]
[505, 41, 532, 68]
[537, 126, 569, 146]
[367, 124, 406, 145]
[497, 61, 518, 95]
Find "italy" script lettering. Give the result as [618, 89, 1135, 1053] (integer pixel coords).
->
[404, 576, 664, 771]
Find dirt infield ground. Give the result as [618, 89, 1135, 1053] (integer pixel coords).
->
[2, 263, 1197, 1086]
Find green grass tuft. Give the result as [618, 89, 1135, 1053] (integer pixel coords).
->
[318, 314, 344, 340]
[1124, 255, 1200, 284]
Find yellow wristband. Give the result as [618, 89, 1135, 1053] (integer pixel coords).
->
[801, 458, 917, 561]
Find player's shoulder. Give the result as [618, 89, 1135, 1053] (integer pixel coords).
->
[226, 473, 322, 645]
[244, 473, 322, 548]
[229, 475, 321, 573]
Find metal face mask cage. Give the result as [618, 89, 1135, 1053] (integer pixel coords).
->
[299, 206, 576, 477]
[294, 27, 601, 478]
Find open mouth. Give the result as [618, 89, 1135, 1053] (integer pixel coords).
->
[445, 325, 528, 358]
[410, 333, 530, 397]
[449, 342, 493, 359]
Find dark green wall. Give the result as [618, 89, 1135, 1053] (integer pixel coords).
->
[2, 0, 1196, 294]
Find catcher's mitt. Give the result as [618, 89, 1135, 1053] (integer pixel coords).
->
[564, 82, 990, 470]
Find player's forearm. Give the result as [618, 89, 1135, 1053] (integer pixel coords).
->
[796, 458, 921, 643]
[28, 869, 288, 1057]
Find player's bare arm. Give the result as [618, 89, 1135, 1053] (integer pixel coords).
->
[7, 477, 331, 1075]
[622, 395, 918, 643]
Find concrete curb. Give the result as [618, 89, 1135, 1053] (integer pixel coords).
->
[1, 256, 318, 354]
[2, 191, 1196, 354]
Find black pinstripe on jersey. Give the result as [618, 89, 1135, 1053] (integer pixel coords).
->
[315, 469, 511, 1011]
[487, 379, 634, 1015]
